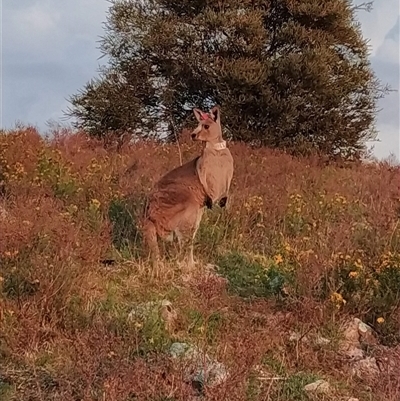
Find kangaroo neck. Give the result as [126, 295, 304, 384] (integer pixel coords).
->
[205, 140, 226, 151]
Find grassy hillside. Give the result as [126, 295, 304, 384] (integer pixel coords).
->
[0, 128, 399, 401]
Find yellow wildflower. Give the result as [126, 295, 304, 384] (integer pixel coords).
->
[68, 204, 78, 213]
[354, 259, 363, 269]
[348, 271, 359, 278]
[330, 292, 346, 308]
[376, 317, 385, 324]
[90, 199, 101, 209]
[4, 250, 18, 258]
[274, 254, 283, 264]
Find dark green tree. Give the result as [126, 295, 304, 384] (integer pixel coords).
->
[67, 0, 386, 157]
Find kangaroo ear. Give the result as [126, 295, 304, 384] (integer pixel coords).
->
[193, 108, 204, 122]
[210, 105, 220, 124]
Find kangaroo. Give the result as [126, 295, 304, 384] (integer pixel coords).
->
[142, 106, 234, 269]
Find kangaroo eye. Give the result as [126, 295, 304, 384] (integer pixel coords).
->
[204, 125, 209, 130]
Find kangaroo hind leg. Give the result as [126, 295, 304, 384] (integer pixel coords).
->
[143, 219, 160, 268]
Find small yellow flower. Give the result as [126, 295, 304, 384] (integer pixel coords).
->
[330, 292, 346, 308]
[90, 199, 101, 209]
[348, 271, 359, 278]
[376, 317, 385, 324]
[274, 254, 283, 264]
[354, 259, 363, 269]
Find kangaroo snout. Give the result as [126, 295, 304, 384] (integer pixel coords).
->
[191, 133, 197, 140]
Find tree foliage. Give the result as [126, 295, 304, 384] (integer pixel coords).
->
[67, 0, 386, 157]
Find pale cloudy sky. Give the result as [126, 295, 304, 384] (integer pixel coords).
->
[1, 1, 399, 160]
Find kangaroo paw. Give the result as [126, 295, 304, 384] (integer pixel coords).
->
[204, 196, 213, 209]
[219, 196, 228, 208]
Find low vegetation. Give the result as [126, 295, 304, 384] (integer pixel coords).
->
[0, 127, 399, 400]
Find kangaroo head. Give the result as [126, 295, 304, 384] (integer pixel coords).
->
[191, 106, 224, 145]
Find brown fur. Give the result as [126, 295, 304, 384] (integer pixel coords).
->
[142, 106, 234, 269]
[196, 146, 234, 204]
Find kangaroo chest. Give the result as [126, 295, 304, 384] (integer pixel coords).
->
[196, 150, 234, 203]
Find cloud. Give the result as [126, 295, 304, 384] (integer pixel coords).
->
[368, 17, 400, 160]
[368, 123, 399, 161]
[353, 0, 400, 57]
[1, 0, 109, 129]
[374, 17, 399, 66]
[18, 6, 59, 33]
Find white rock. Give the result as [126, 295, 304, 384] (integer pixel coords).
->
[289, 331, 308, 343]
[352, 357, 380, 378]
[128, 299, 177, 332]
[345, 347, 365, 360]
[304, 379, 331, 394]
[169, 342, 228, 390]
[340, 318, 365, 359]
[314, 335, 331, 346]
[356, 319, 370, 334]
[356, 319, 378, 346]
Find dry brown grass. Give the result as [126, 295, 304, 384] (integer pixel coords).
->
[0, 127, 399, 401]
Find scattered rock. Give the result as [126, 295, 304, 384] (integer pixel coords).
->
[128, 299, 177, 333]
[314, 335, 331, 346]
[339, 318, 377, 360]
[169, 342, 190, 358]
[169, 342, 228, 392]
[351, 357, 380, 379]
[304, 379, 331, 394]
[289, 331, 308, 343]
[203, 264, 229, 286]
[341, 344, 365, 360]
[357, 319, 378, 347]
[253, 365, 285, 381]
[337, 318, 382, 381]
